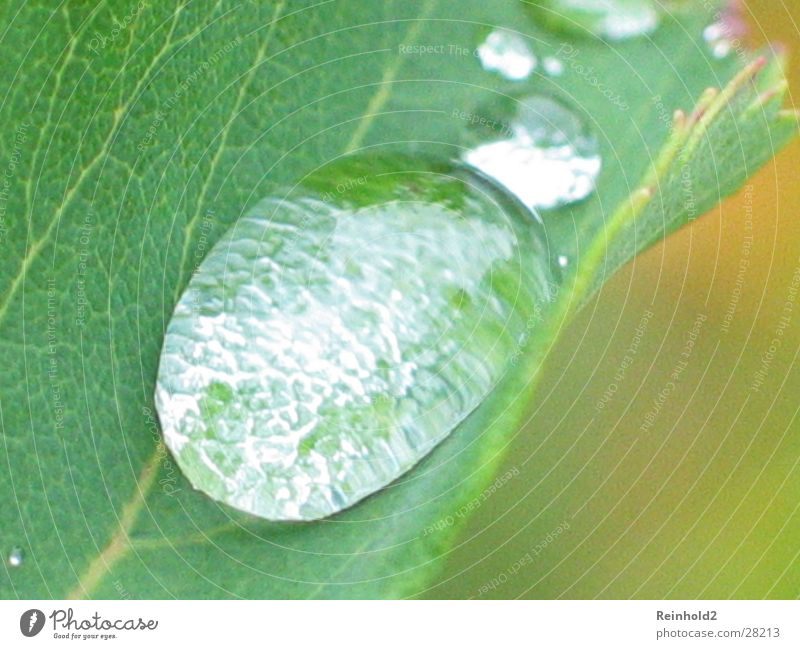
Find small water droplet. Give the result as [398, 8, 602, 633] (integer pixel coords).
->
[557, 254, 570, 268]
[712, 41, 732, 59]
[703, 22, 732, 59]
[477, 29, 536, 81]
[462, 94, 602, 211]
[542, 56, 565, 77]
[156, 156, 556, 521]
[8, 547, 23, 568]
[532, 0, 660, 41]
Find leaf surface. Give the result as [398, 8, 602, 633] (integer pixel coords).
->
[0, 0, 796, 598]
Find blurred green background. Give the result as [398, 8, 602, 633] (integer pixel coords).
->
[433, 0, 800, 599]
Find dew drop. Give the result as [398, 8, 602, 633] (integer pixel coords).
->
[477, 29, 536, 80]
[542, 56, 565, 77]
[703, 2, 747, 60]
[7, 547, 23, 568]
[557, 254, 570, 268]
[532, 0, 660, 41]
[155, 157, 556, 521]
[703, 22, 732, 60]
[462, 94, 601, 211]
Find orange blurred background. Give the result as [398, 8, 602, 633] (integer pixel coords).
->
[434, 0, 800, 599]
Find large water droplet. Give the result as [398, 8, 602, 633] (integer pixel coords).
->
[533, 0, 660, 41]
[462, 95, 601, 211]
[156, 157, 555, 521]
[7, 547, 23, 568]
[477, 29, 537, 80]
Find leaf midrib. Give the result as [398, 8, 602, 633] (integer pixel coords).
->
[66, 446, 161, 599]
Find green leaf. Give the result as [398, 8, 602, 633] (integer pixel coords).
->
[0, 0, 796, 599]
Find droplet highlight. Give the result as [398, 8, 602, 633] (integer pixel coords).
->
[7, 547, 23, 568]
[703, 2, 747, 60]
[462, 95, 602, 211]
[533, 0, 660, 41]
[703, 22, 734, 60]
[156, 158, 555, 521]
[477, 29, 536, 80]
[543, 56, 565, 77]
